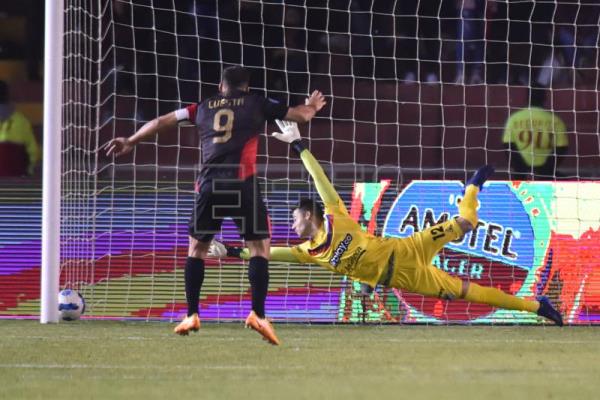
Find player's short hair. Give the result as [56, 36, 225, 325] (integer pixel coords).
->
[0, 81, 9, 104]
[221, 66, 250, 91]
[293, 198, 324, 222]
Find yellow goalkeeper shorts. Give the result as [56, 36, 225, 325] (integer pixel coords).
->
[389, 218, 465, 300]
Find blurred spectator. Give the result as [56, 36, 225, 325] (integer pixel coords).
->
[349, 0, 374, 77]
[502, 87, 568, 180]
[454, 0, 486, 84]
[418, 2, 444, 83]
[572, 2, 600, 70]
[536, 42, 568, 88]
[484, 0, 507, 84]
[530, 1, 555, 84]
[505, 1, 554, 86]
[395, 0, 443, 83]
[0, 81, 40, 177]
[544, 1, 600, 87]
[280, 7, 309, 99]
[505, 2, 533, 85]
[395, 0, 419, 82]
[25, 0, 43, 80]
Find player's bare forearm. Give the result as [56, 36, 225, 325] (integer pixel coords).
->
[285, 105, 317, 123]
[285, 90, 326, 123]
[106, 112, 178, 156]
[128, 112, 178, 145]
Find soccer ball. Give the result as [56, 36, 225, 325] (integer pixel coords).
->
[58, 289, 86, 321]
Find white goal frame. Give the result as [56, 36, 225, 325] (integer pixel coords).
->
[40, 0, 64, 323]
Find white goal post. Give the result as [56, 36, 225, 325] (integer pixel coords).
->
[40, 0, 64, 323]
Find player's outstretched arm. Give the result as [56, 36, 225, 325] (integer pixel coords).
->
[208, 241, 300, 263]
[104, 111, 179, 157]
[272, 120, 341, 206]
[284, 90, 326, 123]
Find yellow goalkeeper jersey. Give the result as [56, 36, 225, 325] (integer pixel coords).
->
[289, 151, 395, 287]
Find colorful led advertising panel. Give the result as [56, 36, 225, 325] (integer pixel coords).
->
[0, 181, 598, 324]
[368, 181, 600, 324]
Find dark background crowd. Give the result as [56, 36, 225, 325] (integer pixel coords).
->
[106, 0, 600, 112]
[1, 0, 599, 180]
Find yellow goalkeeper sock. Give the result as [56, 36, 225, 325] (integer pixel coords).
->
[464, 282, 539, 313]
[459, 185, 479, 226]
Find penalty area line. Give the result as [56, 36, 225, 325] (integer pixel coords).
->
[0, 363, 306, 371]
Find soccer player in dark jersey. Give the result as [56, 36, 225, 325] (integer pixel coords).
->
[106, 66, 326, 344]
[209, 120, 564, 327]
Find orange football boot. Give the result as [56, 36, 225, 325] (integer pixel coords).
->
[173, 313, 201, 335]
[245, 311, 280, 345]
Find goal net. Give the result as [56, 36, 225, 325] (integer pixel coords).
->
[55, 0, 600, 324]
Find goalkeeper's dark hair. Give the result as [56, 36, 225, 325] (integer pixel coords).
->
[221, 66, 250, 91]
[294, 198, 324, 222]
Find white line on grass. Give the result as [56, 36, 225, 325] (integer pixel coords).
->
[0, 364, 305, 371]
[0, 335, 237, 341]
[364, 338, 599, 344]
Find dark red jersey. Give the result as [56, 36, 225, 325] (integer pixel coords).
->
[176, 90, 288, 185]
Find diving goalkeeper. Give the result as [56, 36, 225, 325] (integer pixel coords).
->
[210, 120, 564, 326]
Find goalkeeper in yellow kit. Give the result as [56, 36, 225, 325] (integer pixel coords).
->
[210, 120, 564, 328]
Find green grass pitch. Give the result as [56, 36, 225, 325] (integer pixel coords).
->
[0, 321, 597, 400]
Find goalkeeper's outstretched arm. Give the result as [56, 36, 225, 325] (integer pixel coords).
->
[272, 120, 341, 206]
[209, 241, 300, 263]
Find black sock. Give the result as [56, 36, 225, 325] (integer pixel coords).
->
[184, 257, 205, 316]
[248, 256, 269, 318]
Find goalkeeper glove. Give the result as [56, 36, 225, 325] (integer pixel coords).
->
[272, 119, 305, 154]
[208, 240, 243, 258]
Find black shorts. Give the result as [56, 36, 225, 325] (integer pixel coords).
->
[188, 178, 271, 242]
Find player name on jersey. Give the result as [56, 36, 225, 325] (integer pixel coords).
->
[208, 97, 245, 109]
